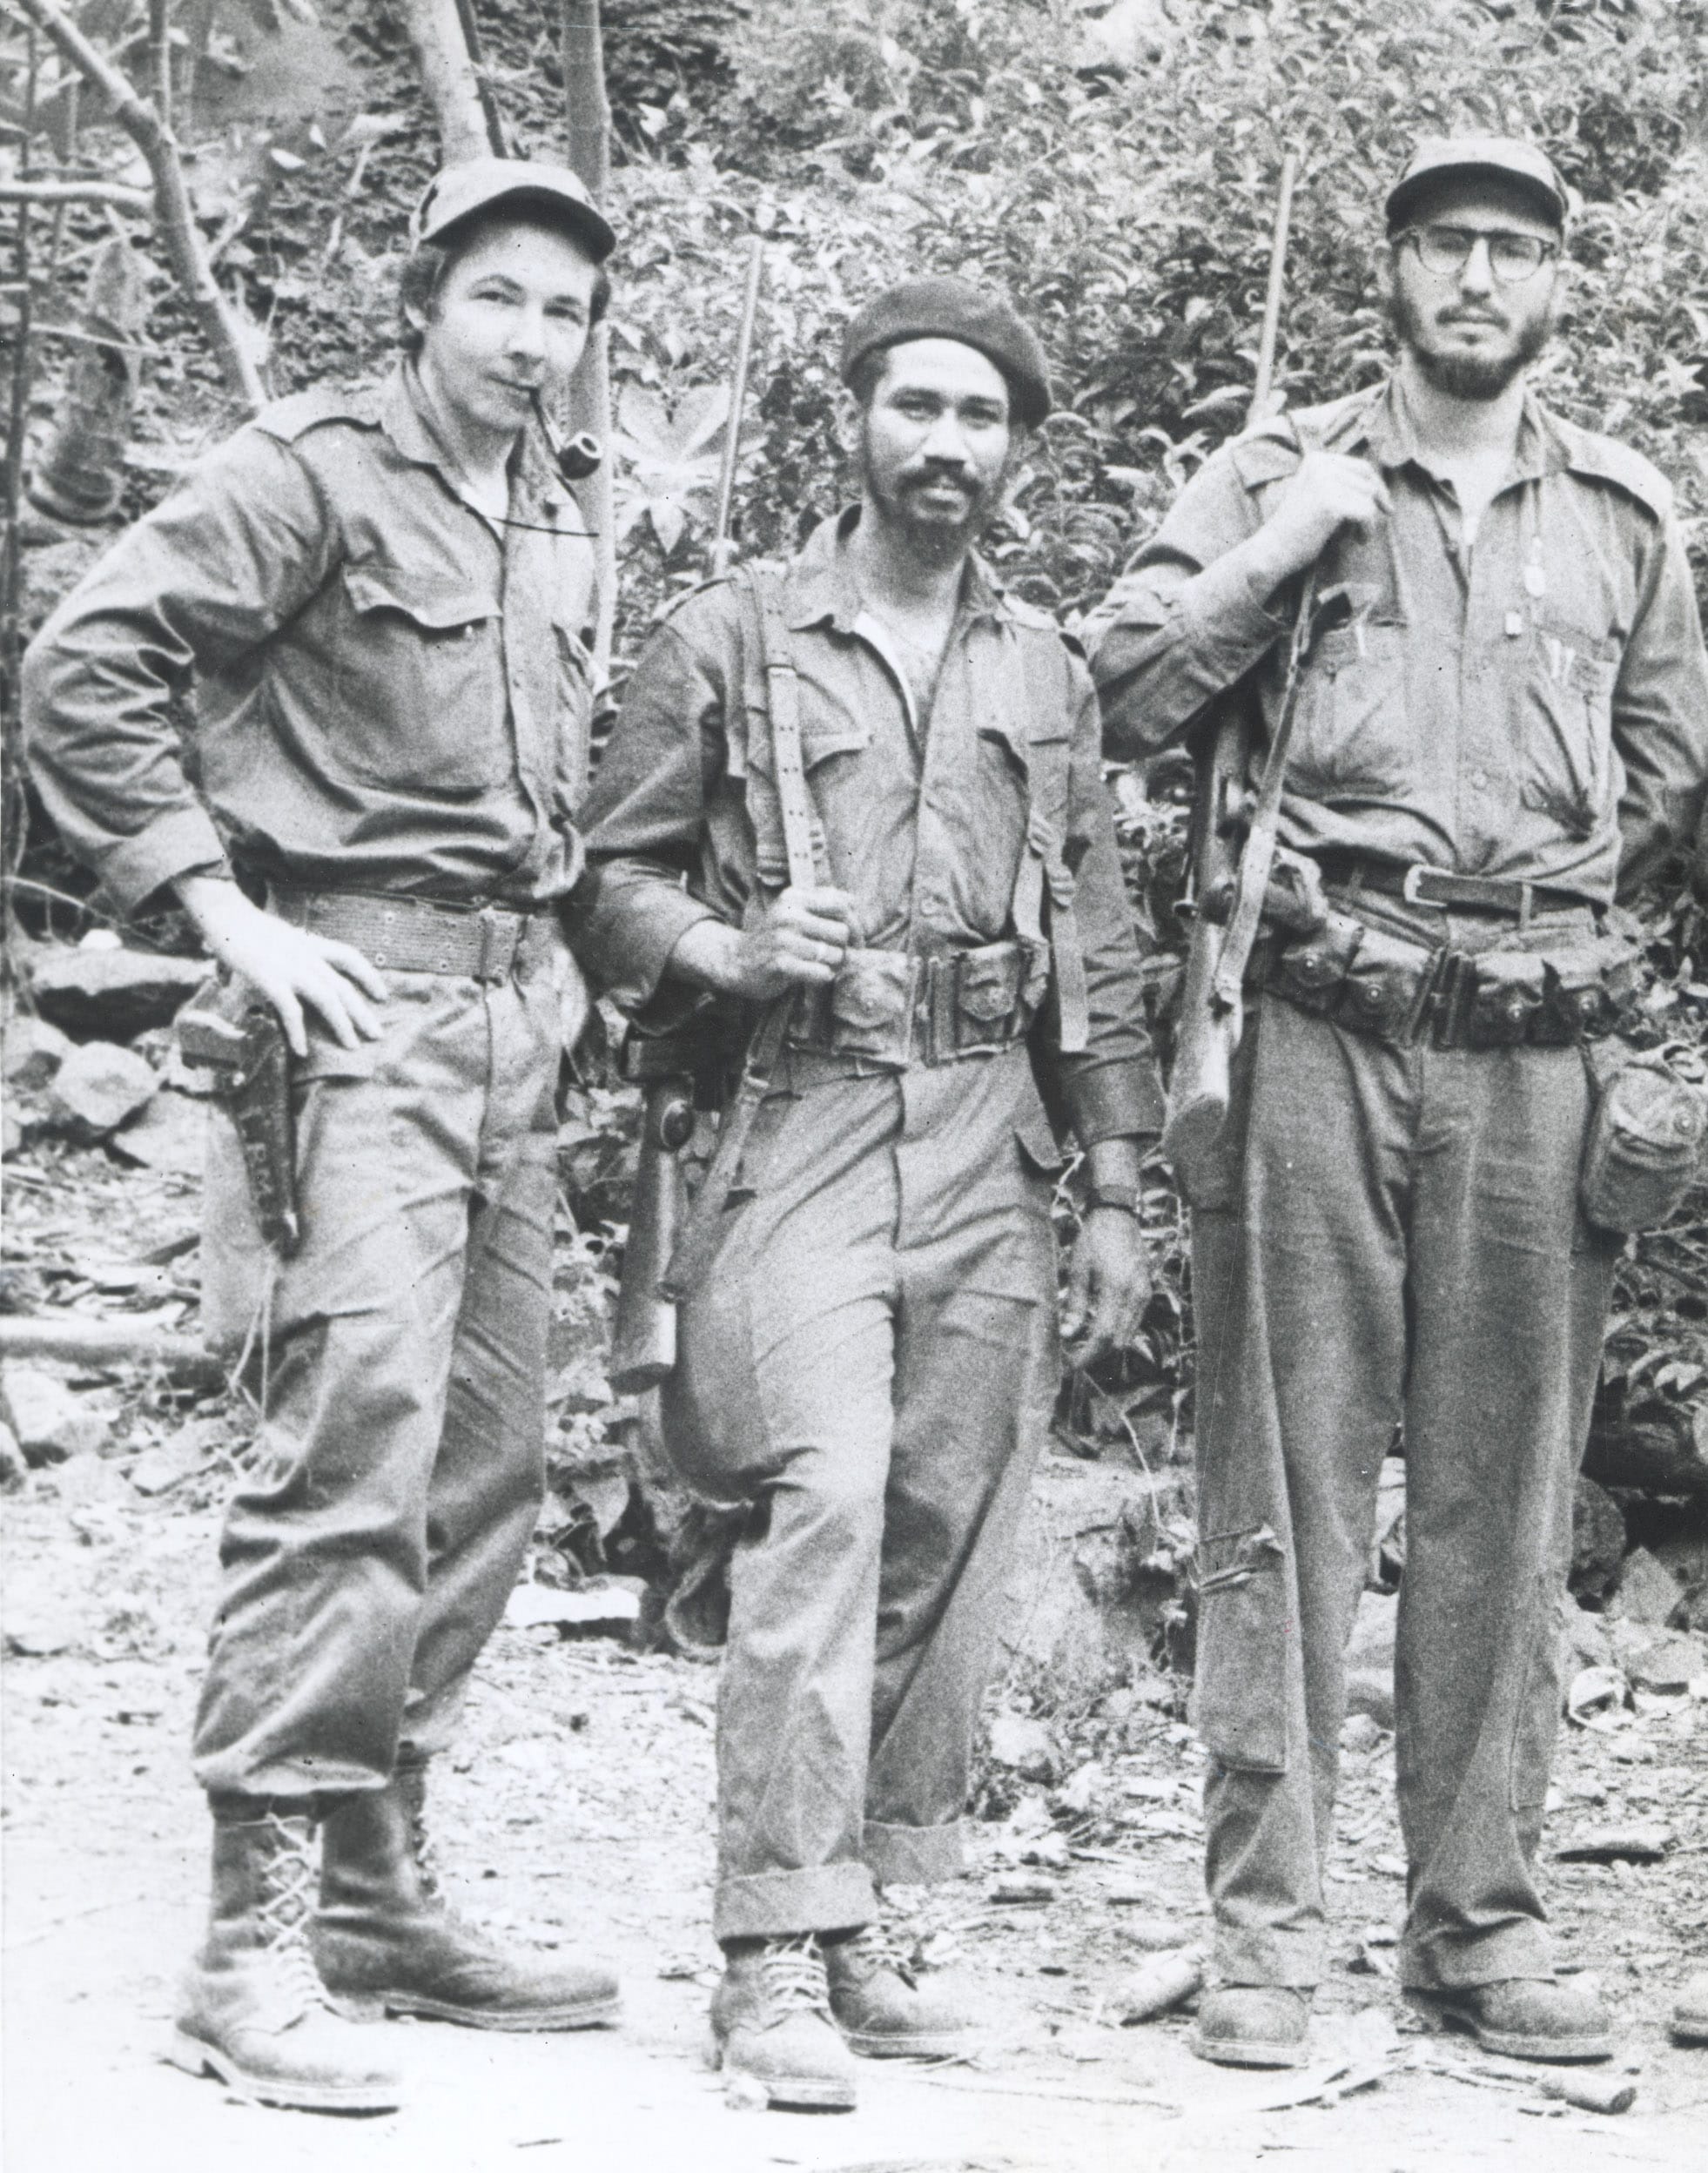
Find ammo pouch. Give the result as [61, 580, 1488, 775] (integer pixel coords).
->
[1579, 1045, 1707, 1235]
[792, 937, 1046, 1068]
[1265, 912, 1644, 1053]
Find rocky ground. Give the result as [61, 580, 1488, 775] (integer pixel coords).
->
[4, 1051, 1708, 2173]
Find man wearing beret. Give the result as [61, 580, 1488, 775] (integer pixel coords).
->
[571, 276, 1163, 2107]
[1089, 138, 1708, 2067]
[24, 158, 625, 2111]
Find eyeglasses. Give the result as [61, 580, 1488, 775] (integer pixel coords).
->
[1398, 224, 1561, 284]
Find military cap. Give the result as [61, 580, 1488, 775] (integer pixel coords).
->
[1385, 136, 1570, 234]
[413, 156, 616, 263]
[840, 277, 1052, 427]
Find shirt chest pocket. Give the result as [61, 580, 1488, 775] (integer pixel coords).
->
[1521, 616, 1617, 838]
[338, 562, 508, 791]
[1288, 619, 1411, 804]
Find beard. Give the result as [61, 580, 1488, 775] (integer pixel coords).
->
[857, 440, 1001, 560]
[1389, 284, 1551, 400]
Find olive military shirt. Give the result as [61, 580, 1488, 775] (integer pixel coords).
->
[22, 364, 599, 914]
[1087, 380, 1708, 902]
[570, 506, 1165, 1146]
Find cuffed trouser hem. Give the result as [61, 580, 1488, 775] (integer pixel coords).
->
[864, 1817, 963, 1886]
[713, 1862, 877, 1944]
[1399, 1919, 1555, 1991]
[1213, 1926, 1323, 1991]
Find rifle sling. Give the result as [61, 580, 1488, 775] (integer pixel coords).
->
[661, 565, 823, 1302]
[1208, 566, 1319, 1014]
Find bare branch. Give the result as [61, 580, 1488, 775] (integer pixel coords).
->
[12, 0, 266, 414]
[0, 179, 153, 212]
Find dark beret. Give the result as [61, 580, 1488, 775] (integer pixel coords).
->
[839, 277, 1052, 427]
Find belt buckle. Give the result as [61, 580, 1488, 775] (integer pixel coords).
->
[1401, 864, 1438, 907]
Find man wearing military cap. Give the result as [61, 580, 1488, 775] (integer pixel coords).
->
[571, 274, 1162, 2106]
[1089, 137, 1708, 2066]
[24, 157, 622, 2109]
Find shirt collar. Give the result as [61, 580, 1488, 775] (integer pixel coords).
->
[380, 362, 562, 523]
[1355, 373, 1555, 486]
[784, 502, 1005, 632]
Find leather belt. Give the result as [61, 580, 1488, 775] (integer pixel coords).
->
[269, 886, 549, 980]
[1314, 853, 1590, 920]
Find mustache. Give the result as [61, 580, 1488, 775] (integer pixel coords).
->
[899, 462, 979, 491]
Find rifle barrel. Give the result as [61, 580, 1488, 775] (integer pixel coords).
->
[710, 233, 766, 575]
[1249, 150, 1299, 427]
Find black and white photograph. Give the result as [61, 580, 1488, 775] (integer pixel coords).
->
[2, 3, 1706, 2168]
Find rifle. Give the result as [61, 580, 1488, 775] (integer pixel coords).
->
[1163, 151, 1309, 1191]
[606, 232, 766, 1396]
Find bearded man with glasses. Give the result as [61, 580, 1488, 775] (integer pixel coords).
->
[1088, 138, 1708, 2069]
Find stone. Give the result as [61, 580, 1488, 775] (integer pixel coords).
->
[1052, 1759, 1106, 1815]
[1567, 1606, 1616, 1674]
[28, 945, 207, 1042]
[44, 1041, 157, 1140]
[2, 1014, 74, 1090]
[1614, 1625, 1707, 1697]
[1345, 1587, 1397, 1728]
[0, 1367, 110, 1464]
[0, 1420, 26, 1492]
[1341, 1712, 1387, 1754]
[1570, 1477, 1627, 1601]
[985, 1710, 1060, 1783]
[109, 1087, 206, 1176]
[1610, 1546, 1684, 1629]
[51, 1450, 131, 1507]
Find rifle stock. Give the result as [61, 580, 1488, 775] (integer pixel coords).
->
[1162, 706, 1253, 1189]
[1160, 152, 1297, 1188]
[609, 1070, 694, 1393]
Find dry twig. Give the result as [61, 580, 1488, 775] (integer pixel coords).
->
[14, 0, 264, 411]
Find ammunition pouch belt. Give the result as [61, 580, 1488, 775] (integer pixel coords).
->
[1261, 912, 1641, 1052]
[787, 938, 1049, 1070]
[269, 885, 555, 981]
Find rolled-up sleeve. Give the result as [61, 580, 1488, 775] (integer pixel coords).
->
[567, 618, 724, 1011]
[21, 427, 332, 916]
[1045, 660, 1167, 1144]
[1086, 448, 1288, 757]
[1610, 508, 1708, 898]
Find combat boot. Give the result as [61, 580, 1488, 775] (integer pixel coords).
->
[170, 1809, 403, 2112]
[821, 1923, 971, 2058]
[314, 1763, 619, 2030]
[710, 1934, 858, 2109]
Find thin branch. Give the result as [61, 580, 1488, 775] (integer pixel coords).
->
[0, 179, 153, 212]
[148, 0, 171, 134]
[13, 0, 265, 414]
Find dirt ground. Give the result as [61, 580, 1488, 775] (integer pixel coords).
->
[3, 1138, 1708, 2173]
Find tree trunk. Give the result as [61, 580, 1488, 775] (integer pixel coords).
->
[402, 0, 493, 164]
[559, 0, 616, 669]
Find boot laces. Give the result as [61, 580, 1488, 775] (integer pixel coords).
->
[754, 1934, 835, 2022]
[254, 1813, 332, 2015]
[840, 1921, 916, 1987]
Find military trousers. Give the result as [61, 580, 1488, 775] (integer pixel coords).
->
[663, 1042, 1059, 1943]
[1187, 938, 1619, 1993]
[192, 942, 563, 1803]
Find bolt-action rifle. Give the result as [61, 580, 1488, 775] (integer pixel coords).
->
[607, 233, 766, 1396]
[1163, 151, 1321, 1191]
